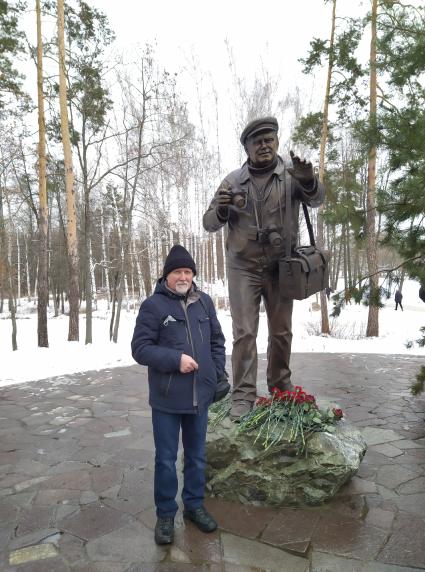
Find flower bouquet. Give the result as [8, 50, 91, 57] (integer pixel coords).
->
[210, 386, 343, 454]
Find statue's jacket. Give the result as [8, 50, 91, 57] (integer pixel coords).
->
[131, 280, 226, 414]
[203, 156, 325, 270]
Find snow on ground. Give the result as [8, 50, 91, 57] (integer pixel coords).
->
[1, 279, 424, 388]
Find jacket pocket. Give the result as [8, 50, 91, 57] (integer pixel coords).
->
[165, 373, 173, 396]
[161, 319, 188, 346]
[198, 317, 210, 344]
[160, 373, 173, 397]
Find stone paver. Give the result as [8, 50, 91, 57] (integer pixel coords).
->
[221, 532, 309, 572]
[0, 353, 424, 570]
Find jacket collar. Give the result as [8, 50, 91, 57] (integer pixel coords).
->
[239, 155, 287, 184]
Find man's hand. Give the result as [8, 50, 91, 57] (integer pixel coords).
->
[287, 150, 314, 187]
[180, 354, 199, 373]
[216, 185, 233, 219]
[217, 186, 233, 206]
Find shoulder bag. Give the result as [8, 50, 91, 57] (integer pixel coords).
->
[279, 171, 329, 300]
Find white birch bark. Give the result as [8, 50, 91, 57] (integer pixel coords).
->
[90, 240, 97, 311]
[100, 204, 110, 309]
[25, 237, 31, 301]
[132, 236, 145, 301]
[16, 230, 21, 305]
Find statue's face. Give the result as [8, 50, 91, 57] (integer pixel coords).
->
[245, 130, 278, 168]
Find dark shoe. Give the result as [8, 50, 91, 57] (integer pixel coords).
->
[154, 517, 174, 545]
[268, 381, 294, 394]
[230, 400, 253, 421]
[183, 506, 217, 533]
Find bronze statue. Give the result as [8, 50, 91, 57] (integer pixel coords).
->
[203, 117, 325, 419]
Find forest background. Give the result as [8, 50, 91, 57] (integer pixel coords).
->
[0, 0, 424, 391]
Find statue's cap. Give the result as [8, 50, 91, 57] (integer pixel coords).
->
[240, 116, 279, 145]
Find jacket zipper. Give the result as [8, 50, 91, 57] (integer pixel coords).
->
[181, 302, 197, 407]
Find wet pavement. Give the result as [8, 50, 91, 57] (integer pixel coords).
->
[0, 353, 424, 572]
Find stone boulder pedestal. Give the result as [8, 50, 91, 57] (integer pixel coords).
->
[205, 416, 367, 507]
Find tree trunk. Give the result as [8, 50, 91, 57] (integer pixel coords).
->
[346, 226, 352, 286]
[53, 284, 59, 317]
[25, 237, 32, 301]
[100, 204, 110, 308]
[366, 0, 379, 337]
[9, 294, 17, 351]
[84, 181, 92, 344]
[132, 236, 144, 300]
[343, 226, 348, 290]
[58, 0, 79, 341]
[90, 240, 97, 311]
[16, 231, 21, 305]
[110, 271, 118, 341]
[36, 0, 49, 347]
[399, 268, 405, 292]
[140, 235, 152, 297]
[334, 231, 343, 290]
[316, 0, 336, 334]
[0, 188, 17, 350]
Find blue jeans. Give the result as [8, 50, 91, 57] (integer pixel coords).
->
[151, 408, 209, 518]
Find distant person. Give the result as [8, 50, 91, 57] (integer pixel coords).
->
[325, 286, 332, 300]
[131, 245, 226, 545]
[419, 285, 425, 303]
[394, 289, 403, 311]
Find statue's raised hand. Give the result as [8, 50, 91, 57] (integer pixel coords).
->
[287, 150, 314, 187]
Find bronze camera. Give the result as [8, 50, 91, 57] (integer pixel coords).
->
[230, 189, 247, 208]
[257, 226, 283, 248]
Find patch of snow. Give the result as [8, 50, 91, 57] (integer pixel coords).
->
[0, 279, 423, 388]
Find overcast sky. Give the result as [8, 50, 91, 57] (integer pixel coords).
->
[89, 0, 364, 79]
[21, 0, 367, 172]
[84, 0, 367, 168]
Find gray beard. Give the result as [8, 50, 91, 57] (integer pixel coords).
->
[174, 283, 190, 295]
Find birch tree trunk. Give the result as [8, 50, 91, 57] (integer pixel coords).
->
[58, 0, 79, 341]
[84, 178, 92, 343]
[334, 232, 343, 290]
[132, 236, 144, 300]
[90, 239, 97, 312]
[0, 188, 17, 350]
[140, 235, 152, 297]
[112, 116, 144, 343]
[36, 0, 49, 347]
[25, 237, 31, 301]
[100, 204, 110, 309]
[366, 0, 379, 337]
[16, 230, 21, 304]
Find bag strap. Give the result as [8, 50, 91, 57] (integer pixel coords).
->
[302, 203, 316, 247]
[284, 170, 316, 258]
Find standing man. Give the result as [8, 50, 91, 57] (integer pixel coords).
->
[203, 117, 325, 420]
[394, 289, 403, 311]
[131, 245, 225, 545]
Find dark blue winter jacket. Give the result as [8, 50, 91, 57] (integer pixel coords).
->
[131, 279, 226, 414]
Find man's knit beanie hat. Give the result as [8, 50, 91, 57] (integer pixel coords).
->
[163, 245, 197, 279]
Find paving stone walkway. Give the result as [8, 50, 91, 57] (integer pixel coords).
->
[1, 353, 424, 572]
